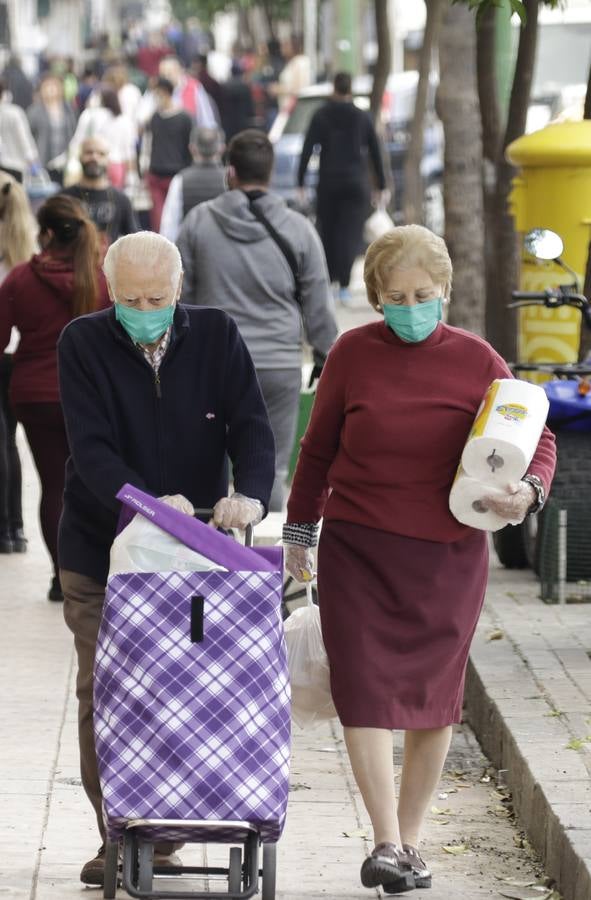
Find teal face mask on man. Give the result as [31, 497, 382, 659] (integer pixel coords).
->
[382, 298, 443, 343]
[115, 302, 175, 344]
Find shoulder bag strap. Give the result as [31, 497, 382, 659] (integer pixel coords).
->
[246, 193, 302, 309]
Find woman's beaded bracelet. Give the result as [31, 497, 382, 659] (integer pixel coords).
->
[282, 522, 319, 547]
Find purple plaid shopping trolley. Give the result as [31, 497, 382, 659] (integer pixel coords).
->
[94, 485, 290, 900]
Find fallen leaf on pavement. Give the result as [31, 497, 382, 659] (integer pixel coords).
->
[500, 878, 537, 887]
[442, 844, 469, 855]
[487, 628, 505, 641]
[342, 828, 369, 838]
[565, 736, 591, 750]
[498, 889, 554, 900]
[430, 806, 453, 816]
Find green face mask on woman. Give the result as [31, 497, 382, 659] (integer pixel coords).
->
[382, 298, 443, 343]
[115, 302, 175, 344]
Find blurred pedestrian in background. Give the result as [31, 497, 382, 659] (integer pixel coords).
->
[190, 54, 223, 118]
[160, 126, 225, 242]
[298, 72, 388, 306]
[62, 137, 139, 251]
[283, 226, 556, 894]
[0, 195, 110, 602]
[0, 80, 40, 183]
[27, 74, 77, 186]
[102, 63, 143, 126]
[68, 84, 137, 189]
[178, 129, 337, 511]
[220, 60, 256, 143]
[273, 34, 311, 114]
[1, 55, 33, 110]
[159, 55, 217, 127]
[0, 174, 38, 554]
[144, 76, 193, 231]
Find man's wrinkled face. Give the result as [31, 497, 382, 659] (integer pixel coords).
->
[80, 140, 109, 180]
[109, 256, 182, 311]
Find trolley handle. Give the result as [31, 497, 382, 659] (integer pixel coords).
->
[193, 508, 254, 548]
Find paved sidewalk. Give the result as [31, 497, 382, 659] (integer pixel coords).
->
[2, 437, 553, 900]
[466, 558, 591, 900]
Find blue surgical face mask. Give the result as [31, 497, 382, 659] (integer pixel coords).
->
[115, 302, 175, 344]
[382, 298, 443, 343]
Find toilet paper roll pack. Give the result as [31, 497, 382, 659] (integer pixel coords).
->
[461, 379, 549, 486]
[449, 468, 521, 532]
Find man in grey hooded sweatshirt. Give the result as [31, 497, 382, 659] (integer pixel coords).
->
[177, 128, 338, 512]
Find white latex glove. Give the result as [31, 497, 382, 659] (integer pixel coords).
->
[210, 493, 264, 530]
[480, 482, 536, 524]
[284, 543, 315, 583]
[159, 494, 194, 515]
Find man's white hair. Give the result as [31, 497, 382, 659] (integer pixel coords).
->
[103, 232, 182, 291]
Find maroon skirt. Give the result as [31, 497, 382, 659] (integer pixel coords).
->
[317, 520, 489, 730]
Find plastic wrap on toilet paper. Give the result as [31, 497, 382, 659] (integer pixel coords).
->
[461, 379, 549, 485]
[449, 468, 520, 532]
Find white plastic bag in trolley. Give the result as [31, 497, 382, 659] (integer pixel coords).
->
[284, 583, 337, 728]
[109, 513, 227, 576]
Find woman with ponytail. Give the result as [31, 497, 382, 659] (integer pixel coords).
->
[0, 173, 37, 557]
[0, 194, 109, 601]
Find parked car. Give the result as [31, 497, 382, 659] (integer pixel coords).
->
[269, 70, 444, 234]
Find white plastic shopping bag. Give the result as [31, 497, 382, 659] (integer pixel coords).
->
[363, 206, 395, 243]
[284, 583, 337, 728]
[109, 513, 227, 577]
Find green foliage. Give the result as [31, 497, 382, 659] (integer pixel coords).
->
[452, 0, 562, 27]
[170, 0, 292, 26]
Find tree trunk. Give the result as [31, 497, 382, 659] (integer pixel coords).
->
[476, 5, 502, 165]
[402, 0, 443, 226]
[438, 1, 485, 335]
[487, 0, 539, 360]
[582, 59, 591, 361]
[584, 57, 591, 120]
[476, 5, 503, 342]
[370, 0, 391, 121]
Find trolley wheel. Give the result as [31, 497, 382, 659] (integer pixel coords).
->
[261, 843, 277, 900]
[103, 840, 119, 899]
[138, 840, 153, 892]
[228, 846, 242, 893]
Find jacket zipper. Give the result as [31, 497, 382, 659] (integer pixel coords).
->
[154, 371, 162, 398]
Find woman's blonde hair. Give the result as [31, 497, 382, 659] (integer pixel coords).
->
[0, 173, 38, 269]
[363, 225, 452, 311]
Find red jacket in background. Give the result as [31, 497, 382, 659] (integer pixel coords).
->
[0, 252, 110, 404]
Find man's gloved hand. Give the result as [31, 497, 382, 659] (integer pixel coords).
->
[159, 494, 194, 515]
[481, 481, 536, 524]
[284, 544, 315, 583]
[210, 493, 264, 530]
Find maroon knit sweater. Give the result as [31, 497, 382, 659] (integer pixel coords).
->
[287, 321, 557, 542]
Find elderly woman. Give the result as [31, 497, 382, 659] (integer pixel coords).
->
[57, 231, 275, 887]
[283, 225, 556, 894]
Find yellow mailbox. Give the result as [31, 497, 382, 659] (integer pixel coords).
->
[507, 120, 591, 367]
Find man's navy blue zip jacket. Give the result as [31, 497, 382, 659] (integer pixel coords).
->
[57, 303, 275, 585]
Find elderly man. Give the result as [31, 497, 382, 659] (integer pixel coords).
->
[177, 129, 338, 512]
[57, 231, 275, 886]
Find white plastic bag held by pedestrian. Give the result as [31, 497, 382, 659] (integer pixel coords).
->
[363, 207, 395, 244]
[283, 584, 337, 728]
[109, 513, 226, 577]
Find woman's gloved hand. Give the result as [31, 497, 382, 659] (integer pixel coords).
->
[210, 494, 264, 530]
[284, 543, 315, 583]
[159, 494, 194, 515]
[481, 481, 536, 524]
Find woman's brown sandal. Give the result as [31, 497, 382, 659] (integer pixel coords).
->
[360, 842, 415, 892]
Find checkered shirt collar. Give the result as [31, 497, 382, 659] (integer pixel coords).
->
[138, 327, 171, 373]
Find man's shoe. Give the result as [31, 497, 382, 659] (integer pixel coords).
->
[11, 528, 27, 552]
[387, 845, 432, 891]
[80, 844, 106, 885]
[80, 844, 183, 887]
[0, 534, 13, 552]
[48, 576, 63, 602]
[360, 842, 415, 892]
